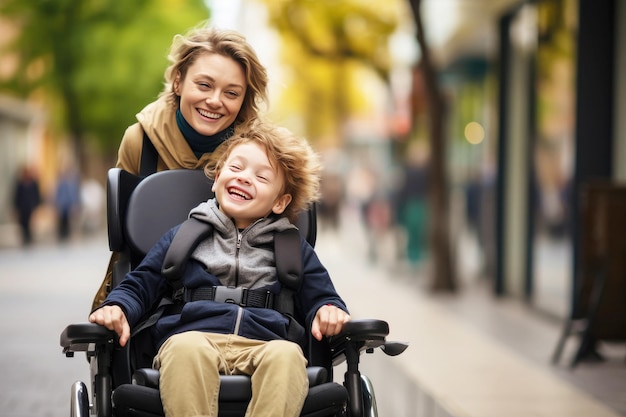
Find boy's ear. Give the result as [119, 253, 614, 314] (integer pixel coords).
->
[272, 194, 292, 215]
[211, 174, 218, 193]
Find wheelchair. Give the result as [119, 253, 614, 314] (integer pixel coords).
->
[60, 168, 407, 417]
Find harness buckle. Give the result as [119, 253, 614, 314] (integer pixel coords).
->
[172, 287, 185, 303]
[214, 286, 247, 306]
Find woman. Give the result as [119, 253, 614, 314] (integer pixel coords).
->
[93, 24, 269, 308]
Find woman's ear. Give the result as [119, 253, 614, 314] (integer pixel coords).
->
[272, 194, 292, 215]
[173, 72, 182, 96]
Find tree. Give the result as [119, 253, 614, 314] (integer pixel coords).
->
[259, 0, 402, 145]
[258, 0, 456, 291]
[0, 0, 209, 172]
[408, 0, 456, 291]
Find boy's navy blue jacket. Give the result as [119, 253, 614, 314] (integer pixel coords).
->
[102, 200, 348, 351]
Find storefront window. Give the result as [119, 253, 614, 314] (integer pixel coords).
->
[531, 0, 578, 317]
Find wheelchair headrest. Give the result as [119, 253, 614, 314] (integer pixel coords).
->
[107, 168, 317, 259]
[126, 169, 214, 256]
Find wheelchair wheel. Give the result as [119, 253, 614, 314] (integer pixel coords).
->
[360, 374, 378, 417]
[70, 381, 89, 417]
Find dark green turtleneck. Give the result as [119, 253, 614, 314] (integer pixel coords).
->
[176, 109, 235, 158]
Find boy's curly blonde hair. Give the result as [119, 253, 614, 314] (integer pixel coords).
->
[205, 122, 322, 223]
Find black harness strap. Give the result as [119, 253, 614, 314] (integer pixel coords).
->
[271, 228, 303, 340]
[161, 217, 214, 297]
[139, 130, 158, 177]
[274, 228, 303, 292]
[273, 228, 304, 341]
[183, 286, 274, 308]
[137, 218, 305, 341]
[160, 217, 303, 315]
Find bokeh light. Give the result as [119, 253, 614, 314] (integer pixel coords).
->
[464, 121, 484, 144]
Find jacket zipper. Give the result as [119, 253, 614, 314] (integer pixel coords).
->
[234, 220, 261, 286]
[235, 231, 242, 287]
[234, 306, 243, 335]
[232, 219, 262, 335]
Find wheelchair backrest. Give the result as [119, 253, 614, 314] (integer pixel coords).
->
[107, 168, 317, 270]
[106, 168, 330, 380]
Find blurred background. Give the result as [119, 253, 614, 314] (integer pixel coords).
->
[1, 0, 625, 416]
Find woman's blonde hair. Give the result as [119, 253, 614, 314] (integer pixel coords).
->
[205, 122, 322, 223]
[161, 24, 269, 125]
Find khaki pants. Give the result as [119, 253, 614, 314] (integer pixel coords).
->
[153, 332, 309, 417]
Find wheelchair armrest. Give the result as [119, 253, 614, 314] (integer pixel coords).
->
[328, 319, 408, 417]
[60, 322, 116, 357]
[327, 318, 408, 364]
[328, 319, 389, 363]
[333, 318, 390, 341]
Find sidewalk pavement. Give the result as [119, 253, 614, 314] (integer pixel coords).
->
[0, 235, 106, 417]
[314, 209, 626, 417]
[2, 212, 624, 417]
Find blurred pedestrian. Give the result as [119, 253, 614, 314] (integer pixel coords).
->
[345, 163, 376, 223]
[318, 172, 344, 230]
[54, 167, 81, 242]
[80, 177, 105, 234]
[396, 143, 430, 265]
[12, 165, 41, 246]
[363, 192, 392, 263]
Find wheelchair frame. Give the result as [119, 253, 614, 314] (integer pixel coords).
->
[60, 168, 407, 417]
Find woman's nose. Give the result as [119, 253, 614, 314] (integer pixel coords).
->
[205, 91, 221, 107]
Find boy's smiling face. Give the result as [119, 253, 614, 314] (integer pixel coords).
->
[212, 142, 292, 229]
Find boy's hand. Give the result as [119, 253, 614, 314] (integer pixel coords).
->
[89, 305, 131, 347]
[311, 304, 351, 341]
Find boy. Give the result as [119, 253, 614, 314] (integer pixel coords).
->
[89, 122, 351, 417]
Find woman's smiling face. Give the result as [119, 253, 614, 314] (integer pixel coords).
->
[175, 53, 246, 136]
[212, 142, 292, 229]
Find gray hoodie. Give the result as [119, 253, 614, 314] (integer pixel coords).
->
[189, 198, 296, 289]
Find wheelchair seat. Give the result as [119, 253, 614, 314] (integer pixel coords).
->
[60, 168, 407, 417]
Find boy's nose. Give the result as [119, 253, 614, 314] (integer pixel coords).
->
[236, 174, 251, 184]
